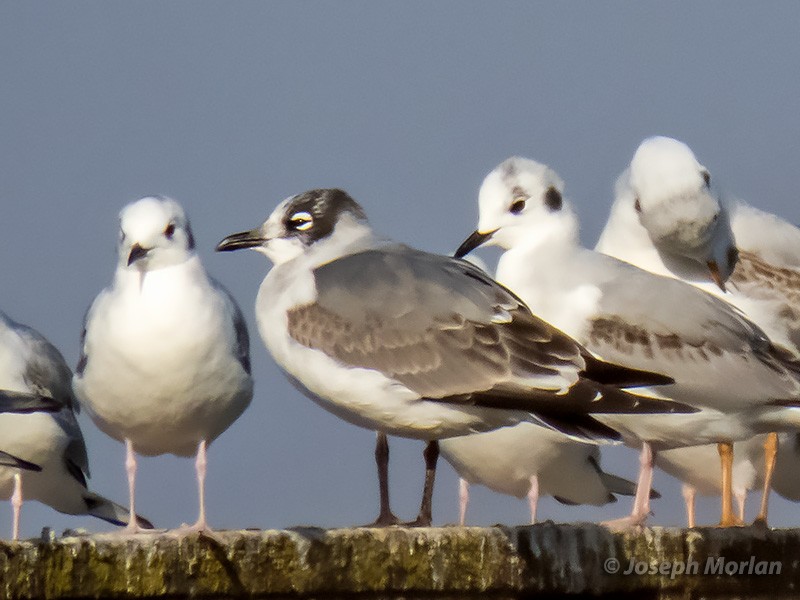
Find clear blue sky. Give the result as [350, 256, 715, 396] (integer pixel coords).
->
[1, 2, 799, 536]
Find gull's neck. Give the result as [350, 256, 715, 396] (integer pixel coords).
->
[114, 253, 208, 292]
[595, 194, 672, 277]
[501, 205, 581, 262]
[300, 218, 381, 270]
[596, 196, 721, 287]
[494, 206, 603, 341]
[495, 207, 583, 297]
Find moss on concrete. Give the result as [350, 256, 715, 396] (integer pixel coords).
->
[0, 524, 796, 599]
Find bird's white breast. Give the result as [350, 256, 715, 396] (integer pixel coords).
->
[255, 262, 526, 440]
[75, 258, 252, 456]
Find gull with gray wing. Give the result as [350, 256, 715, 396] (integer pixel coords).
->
[0, 310, 152, 539]
[455, 156, 800, 528]
[217, 188, 690, 526]
[598, 135, 800, 524]
[73, 196, 253, 533]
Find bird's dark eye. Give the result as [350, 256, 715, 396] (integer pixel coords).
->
[702, 171, 711, 187]
[509, 199, 526, 214]
[634, 198, 642, 213]
[164, 223, 176, 239]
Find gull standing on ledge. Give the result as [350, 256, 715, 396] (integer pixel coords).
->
[655, 438, 766, 527]
[441, 423, 642, 525]
[597, 135, 800, 524]
[73, 196, 253, 533]
[216, 188, 691, 526]
[455, 157, 800, 528]
[0, 311, 153, 539]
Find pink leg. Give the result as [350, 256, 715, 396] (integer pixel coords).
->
[11, 473, 22, 541]
[602, 442, 654, 530]
[458, 478, 469, 526]
[527, 474, 539, 524]
[193, 440, 209, 530]
[123, 438, 142, 534]
[171, 440, 222, 539]
[682, 484, 696, 528]
[734, 488, 747, 523]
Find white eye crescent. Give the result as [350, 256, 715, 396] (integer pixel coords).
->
[290, 211, 313, 231]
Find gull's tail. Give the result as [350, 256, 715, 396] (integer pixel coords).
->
[0, 390, 60, 414]
[599, 472, 660, 500]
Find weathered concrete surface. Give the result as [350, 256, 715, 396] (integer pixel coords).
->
[0, 523, 797, 599]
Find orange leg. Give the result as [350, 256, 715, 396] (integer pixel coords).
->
[717, 442, 743, 527]
[755, 432, 778, 525]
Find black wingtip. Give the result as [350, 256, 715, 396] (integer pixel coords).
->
[0, 451, 42, 472]
[533, 412, 624, 443]
[0, 391, 61, 414]
[581, 354, 675, 389]
[136, 514, 155, 529]
[589, 385, 699, 415]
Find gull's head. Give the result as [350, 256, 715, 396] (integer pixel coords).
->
[627, 136, 737, 289]
[118, 196, 195, 271]
[216, 188, 371, 265]
[455, 156, 569, 258]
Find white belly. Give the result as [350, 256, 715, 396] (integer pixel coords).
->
[75, 268, 252, 456]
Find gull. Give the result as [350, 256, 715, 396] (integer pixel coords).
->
[0, 311, 153, 539]
[655, 437, 766, 527]
[441, 255, 642, 526]
[73, 196, 253, 533]
[598, 135, 800, 524]
[441, 423, 641, 525]
[455, 156, 800, 528]
[216, 187, 690, 526]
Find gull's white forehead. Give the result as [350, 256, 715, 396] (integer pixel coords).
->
[119, 197, 183, 236]
[480, 157, 564, 206]
[273, 197, 294, 220]
[630, 137, 704, 195]
[261, 197, 292, 230]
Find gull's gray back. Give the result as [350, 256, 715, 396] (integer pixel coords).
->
[289, 245, 590, 401]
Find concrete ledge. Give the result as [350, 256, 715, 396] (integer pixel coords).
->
[0, 524, 796, 599]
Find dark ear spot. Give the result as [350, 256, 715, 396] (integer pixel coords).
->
[634, 198, 642, 213]
[702, 171, 711, 186]
[544, 187, 562, 211]
[185, 222, 195, 250]
[727, 246, 739, 267]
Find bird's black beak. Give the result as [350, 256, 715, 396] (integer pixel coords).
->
[216, 229, 265, 252]
[706, 260, 727, 292]
[454, 230, 495, 259]
[127, 244, 150, 266]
